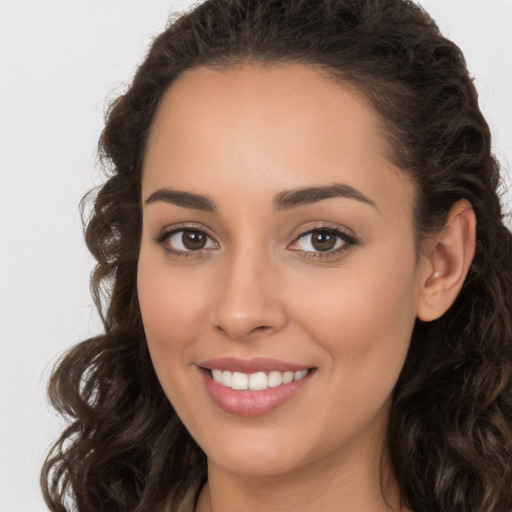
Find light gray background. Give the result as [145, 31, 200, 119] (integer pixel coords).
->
[1, 1, 511, 511]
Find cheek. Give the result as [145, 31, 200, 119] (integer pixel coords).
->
[291, 245, 419, 403]
[137, 252, 210, 376]
[137, 253, 217, 436]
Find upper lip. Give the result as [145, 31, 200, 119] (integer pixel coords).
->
[199, 357, 312, 373]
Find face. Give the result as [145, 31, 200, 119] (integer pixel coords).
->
[138, 63, 427, 478]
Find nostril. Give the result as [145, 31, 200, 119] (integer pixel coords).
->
[215, 323, 274, 340]
[249, 325, 272, 334]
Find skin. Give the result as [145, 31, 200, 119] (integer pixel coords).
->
[137, 63, 475, 512]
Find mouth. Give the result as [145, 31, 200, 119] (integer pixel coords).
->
[198, 358, 316, 417]
[207, 368, 311, 390]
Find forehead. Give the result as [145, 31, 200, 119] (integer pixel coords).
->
[143, 63, 414, 218]
[146, 63, 381, 174]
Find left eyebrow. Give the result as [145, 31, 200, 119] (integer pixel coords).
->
[273, 183, 379, 211]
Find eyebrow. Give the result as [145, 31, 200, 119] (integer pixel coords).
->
[273, 183, 378, 211]
[144, 182, 377, 212]
[145, 188, 217, 211]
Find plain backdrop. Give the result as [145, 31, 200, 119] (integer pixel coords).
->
[1, 1, 511, 511]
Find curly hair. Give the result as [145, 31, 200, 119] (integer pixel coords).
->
[41, 1, 512, 511]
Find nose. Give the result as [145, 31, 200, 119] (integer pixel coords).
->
[210, 247, 287, 341]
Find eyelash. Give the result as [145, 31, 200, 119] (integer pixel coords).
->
[154, 224, 357, 261]
[290, 225, 357, 260]
[154, 225, 217, 260]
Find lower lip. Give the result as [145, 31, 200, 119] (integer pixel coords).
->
[199, 368, 314, 417]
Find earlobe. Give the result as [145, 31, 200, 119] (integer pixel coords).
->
[416, 199, 476, 322]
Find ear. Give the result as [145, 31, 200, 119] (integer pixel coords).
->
[416, 199, 476, 322]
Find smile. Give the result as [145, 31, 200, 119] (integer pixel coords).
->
[198, 358, 316, 417]
[210, 369, 309, 390]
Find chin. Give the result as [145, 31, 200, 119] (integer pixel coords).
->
[200, 426, 313, 477]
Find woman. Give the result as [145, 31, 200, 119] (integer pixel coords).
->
[41, 0, 512, 511]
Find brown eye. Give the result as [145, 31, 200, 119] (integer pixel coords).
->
[310, 231, 338, 252]
[162, 229, 218, 252]
[182, 230, 208, 250]
[289, 227, 356, 256]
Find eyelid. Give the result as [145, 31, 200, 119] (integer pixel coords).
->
[292, 222, 356, 240]
[154, 222, 216, 240]
[288, 223, 358, 258]
[154, 223, 219, 257]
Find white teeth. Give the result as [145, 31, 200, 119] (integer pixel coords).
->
[231, 372, 249, 390]
[283, 371, 294, 384]
[220, 370, 232, 387]
[210, 368, 310, 390]
[294, 370, 308, 381]
[267, 371, 283, 387]
[248, 371, 268, 390]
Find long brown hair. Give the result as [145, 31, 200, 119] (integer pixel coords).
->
[41, 1, 512, 510]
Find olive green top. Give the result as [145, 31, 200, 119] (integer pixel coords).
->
[172, 481, 201, 512]
[176, 489, 196, 512]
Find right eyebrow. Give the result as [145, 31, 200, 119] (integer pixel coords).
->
[144, 187, 217, 212]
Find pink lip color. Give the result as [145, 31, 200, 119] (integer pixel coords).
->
[198, 358, 314, 417]
[199, 357, 310, 373]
